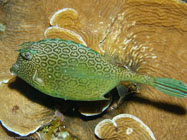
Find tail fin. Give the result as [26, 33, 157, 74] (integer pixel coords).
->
[152, 77, 187, 98]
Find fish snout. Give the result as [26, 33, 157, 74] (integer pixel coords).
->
[10, 63, 19, 75]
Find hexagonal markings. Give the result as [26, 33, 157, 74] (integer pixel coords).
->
[41, 62, 47, 67]
[41, 68, 47, 73]
[68, 58, 78, 64]
[48, 74, 54, 80]
[50, 42, 58, 47]
[25, 63, 32, 69]
[78, 78, 89, 85]
[48, 81, 58, 90]
[102, 61, 109, 66]
[96, 63, 103, 70]
[103, 66, 110, 73]
[55, 80, 66, 91]
[89, 67, 97, 74]
[96, 71, 104, 76]
[88, 59, 96, 66]
[58, 41, 68, 47]
[54, 72, 62, 79]
[104, 73, 112, 79]
[48, 52, 58, 59]
[87, 80, 97, 89]
[44, 81, 51, 88]
[77, 86, 90, 96]
[53, 47, 62, 54]
[92, 77, 102, 84]
[69, 44, 78, 50]
[27, 70, 34, 79]
[95, 56, 102, 63]
[110, 68, 116, 75]
[78, 48, 87, 54]
[74, 91, 85, 98]
[87, 51, 95, 58]
[40, 55, 48, 61]
[76, 84, 87, 92]
[54, 65, 61, 71]
[39, 43, 47, 47]
[62, 74, 70, 81]
[59, 53, 69, 59]
[48, 59, 56, 66]
[94, 79, 104, 89]
[35, 64, 40, 69]
[95, 87, 106, 97]
[58, 60, 68, 67]
[90, 90, 100, 98]
[62, 47, 71, 54]
[64, 87, 75, 94]
[44, 45, 53, 53]
[79, 55, 88, 62]
[68, 79, 78, 87]
[31, 45, 40, 50]
[47, 67, 54, 73]
[70, 51, 79, 57]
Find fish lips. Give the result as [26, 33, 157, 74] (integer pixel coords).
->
[10, 63, 19, 75]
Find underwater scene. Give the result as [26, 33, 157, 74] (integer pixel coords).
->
[0, 0, 187, 140]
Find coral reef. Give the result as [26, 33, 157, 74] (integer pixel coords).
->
[0, 0, 186, 139]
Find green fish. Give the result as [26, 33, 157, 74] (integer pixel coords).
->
[10, 39, 187, 101]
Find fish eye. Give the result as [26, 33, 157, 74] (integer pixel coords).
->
[21, 52, 33, 60]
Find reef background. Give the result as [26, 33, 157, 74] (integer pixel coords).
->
[0, 0, 187, 140]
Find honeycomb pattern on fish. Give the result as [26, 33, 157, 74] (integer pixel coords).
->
[14, 39, 122, 100]
[11, 39, 187, 101]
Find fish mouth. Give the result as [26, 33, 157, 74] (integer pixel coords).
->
[10, 63, 19, 75]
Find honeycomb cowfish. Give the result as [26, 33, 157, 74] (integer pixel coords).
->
[10, 39, 187, 101]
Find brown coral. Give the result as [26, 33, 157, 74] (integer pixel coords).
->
[95, 114, 156, 140]
[0, 0, 187, 139]
[0, 77, 55, 136]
